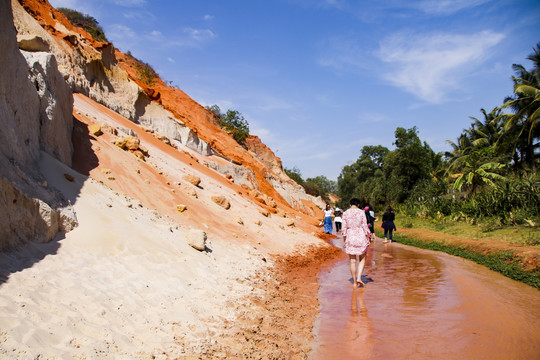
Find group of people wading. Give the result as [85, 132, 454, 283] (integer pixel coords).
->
[322, 200, 397, 288]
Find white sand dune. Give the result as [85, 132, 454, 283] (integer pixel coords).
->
[0, 152, 276, 358]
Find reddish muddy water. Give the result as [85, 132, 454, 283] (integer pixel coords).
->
[311, 236, 540, 359]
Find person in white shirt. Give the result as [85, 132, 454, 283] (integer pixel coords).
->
[334, 207, 342, 233]
[323, 204, 333, 234]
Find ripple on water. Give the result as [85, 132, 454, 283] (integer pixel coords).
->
[312, 237, 540, 360]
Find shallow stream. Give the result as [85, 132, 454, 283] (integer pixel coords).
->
[311, 236, 540, 359]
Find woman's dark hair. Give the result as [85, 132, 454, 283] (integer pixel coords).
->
[349, 198, 361, 206]
[386, 206, 393, 214]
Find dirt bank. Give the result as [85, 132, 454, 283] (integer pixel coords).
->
[174, 242, 343, 359]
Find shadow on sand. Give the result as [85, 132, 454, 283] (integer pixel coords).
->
[0, 116, 98, 286]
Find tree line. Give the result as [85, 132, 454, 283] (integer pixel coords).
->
[293, 43, 540, 227]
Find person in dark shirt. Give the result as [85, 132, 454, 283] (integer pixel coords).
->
[381, 206, 396, 243]
[364, 205, 375, 241]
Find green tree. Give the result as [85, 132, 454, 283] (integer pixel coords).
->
[384, 127, 432, 203]
[205, 105, 250, 146]
[469, 107, 505, 149]
[305, 175, 336, 196]
[337, 145, 389, 207]
[220, 110, 249, 145]
[206, 104, 222, 118]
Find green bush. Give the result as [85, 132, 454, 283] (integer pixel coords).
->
[284, 167, 305, 186]
[135, 61, 157, 86]
[125, 52, 157, 86]
[58, 8, 107, 42]
[205, 105, 250, 146]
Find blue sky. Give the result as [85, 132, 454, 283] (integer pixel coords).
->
[49, 0, 540, 181]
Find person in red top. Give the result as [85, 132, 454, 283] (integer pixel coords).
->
[342, 198, 372, 287]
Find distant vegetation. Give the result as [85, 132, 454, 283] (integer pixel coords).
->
[284, 167, 336, 204]
[293, 42, 540, 229]
[58, 8, 107, 42]
[206, 105, 250, 146]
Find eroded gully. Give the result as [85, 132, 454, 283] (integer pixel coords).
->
[311, 235, 540, 359]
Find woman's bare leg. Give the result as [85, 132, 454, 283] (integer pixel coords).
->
[349, 255, 358, 287]
[356, 254, 366, 286]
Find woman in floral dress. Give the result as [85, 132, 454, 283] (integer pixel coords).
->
[342, 198, 372, 287]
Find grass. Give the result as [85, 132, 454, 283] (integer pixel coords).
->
[396, 214, 539, 247]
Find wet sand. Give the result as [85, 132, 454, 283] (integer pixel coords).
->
[312, 236, 540, 359]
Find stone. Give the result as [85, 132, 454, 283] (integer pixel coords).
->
[63, 34, 78, 46]
[156, 134, 171, 145]
[182, 184, 198, 198]
[182, 174, 201, 186]
[236, 217, 244, 225]
[114, 138, 127, 149]
[259, 208, 270, 217]
[138, 145, 149, 156]
[133, 150, 145, 160]
[101, 124, 117, 135]
[89, 124, 102, 136]
[276, 209, 287, 217]
[64, 173, 74, 182]
[17, 34, 50, 52]
[212, 195, 230, 210]
[285, 219, 295, 227]
[255, 220, 262, 226]
[186, 229, 207, 251]
[176, 204, 187, 213]
[125, 136, 140, 150]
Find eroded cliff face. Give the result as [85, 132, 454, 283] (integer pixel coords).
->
[2, 0, 325, 249]
[0, 0, 77, 250]
[14, 0, 321, 209]
[245, 135, 326, 212]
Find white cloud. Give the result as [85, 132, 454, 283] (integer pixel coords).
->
[412, 0, 492, 15]
[122, 10, 156, 21]
[49, 0, 80, 8]
[112, 0, 146, 6]
[184, 27, 216, 42]
[378, 30, 505, 103]
[203, 14, 214, 21]
[108, 24, 137, 40]
[49, 0, 94, 14]
[357, 111, 390, 123]
[249, 125, 272, 140]
[167, 57, 175, 63]
[317, 34, 369, 72]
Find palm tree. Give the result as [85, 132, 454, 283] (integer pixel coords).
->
[445, 132, 473, 173]
[452, 152, 506, 194]
[498, 42, 540, 168]
[469, 107, 505, 148]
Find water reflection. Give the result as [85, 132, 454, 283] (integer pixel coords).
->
[351, 288, 367, 317]
[312, 236, 540, 359]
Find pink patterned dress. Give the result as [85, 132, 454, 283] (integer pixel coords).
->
[342, 208, 371, 255]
